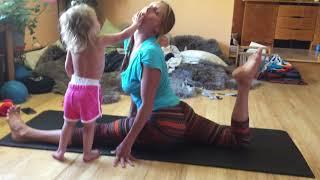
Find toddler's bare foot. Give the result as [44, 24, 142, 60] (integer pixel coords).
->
[52, 151, 66, 162]
[83, 149, 100, 163]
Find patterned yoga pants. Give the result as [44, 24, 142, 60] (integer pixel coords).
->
[71, 101, 251, 147]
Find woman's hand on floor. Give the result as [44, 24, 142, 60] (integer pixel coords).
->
[111, 140, 136, 168]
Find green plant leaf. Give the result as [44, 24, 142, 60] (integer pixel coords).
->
[0, 0, 48, 41]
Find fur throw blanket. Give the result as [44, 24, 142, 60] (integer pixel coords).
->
[170, 61, 261, 98]
[34, 45, 121, 104]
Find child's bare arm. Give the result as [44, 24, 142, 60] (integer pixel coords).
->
[100, 12, 144, 46]
[65, 51, 73, 78]
[100, 24, 138, 46]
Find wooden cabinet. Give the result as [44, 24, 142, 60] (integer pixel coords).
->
[241, 2, 320, 48]
[278, 5, 318, 18]
[241, 3, 279, 46]
[275, 5, 318, 41]
[275, 29, 314, 41]
[276, 17, 315, 30]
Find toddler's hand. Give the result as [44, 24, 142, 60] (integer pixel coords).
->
[132, 11, 145, 27]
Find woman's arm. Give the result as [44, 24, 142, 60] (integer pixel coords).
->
[125, 67, 160, 144]
[128, 97, 137, 117]
[113, 66, 161, 167]
[65, 51, 73, 78]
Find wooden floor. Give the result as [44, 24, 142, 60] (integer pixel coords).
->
[0, 63, 320, 179]
[273, 48, 320, 63]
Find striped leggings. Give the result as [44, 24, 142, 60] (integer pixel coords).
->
[71, 101, 251, 147]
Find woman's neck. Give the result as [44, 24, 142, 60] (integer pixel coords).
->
[133, 30, 154, 46]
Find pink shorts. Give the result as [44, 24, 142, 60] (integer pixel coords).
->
[63, 75, 102, 123]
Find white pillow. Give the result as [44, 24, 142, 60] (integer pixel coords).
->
[24, 39, 64, 70]
[24, 46, 48, 70]
[180, 50, 228, 67]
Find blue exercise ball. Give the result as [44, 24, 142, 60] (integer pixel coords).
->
[15, 63, 32, 81]
[0, 80, 29, 104]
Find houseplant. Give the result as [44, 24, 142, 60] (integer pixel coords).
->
[0, 0, 48, 50]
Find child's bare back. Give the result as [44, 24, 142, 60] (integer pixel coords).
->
[70, 44, 105, 80]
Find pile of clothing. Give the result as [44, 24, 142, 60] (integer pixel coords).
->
[258, 54, 306, 85]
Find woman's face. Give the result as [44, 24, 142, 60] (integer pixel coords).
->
[139, 2, 167, 35]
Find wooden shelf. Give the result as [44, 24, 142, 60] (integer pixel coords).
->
[0, 24, 14, 81]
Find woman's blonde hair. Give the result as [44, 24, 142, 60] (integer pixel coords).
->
[157, 1, 175, 37]
[59, 4, 97, 53]
[121, 1, 175, 71]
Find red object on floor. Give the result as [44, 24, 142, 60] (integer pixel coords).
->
[0, 99, 14, 116]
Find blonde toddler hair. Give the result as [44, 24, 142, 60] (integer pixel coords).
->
[59, 4, 97, 53]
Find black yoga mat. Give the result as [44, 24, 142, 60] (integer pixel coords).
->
[0, 111, 314, 178]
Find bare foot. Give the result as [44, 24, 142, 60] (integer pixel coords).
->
[52, 150, 66, 162]
[83, 149, 100, 163]
[5, 106, 29, 142]
[232, 48, 263, 87]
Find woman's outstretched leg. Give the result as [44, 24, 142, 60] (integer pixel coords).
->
[227, 48, 263, 144]
[185, 48, 263, 146]
[231, 48, 262, 122]
[6, 106, 63, 145]
[6, 106, 128, 148]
